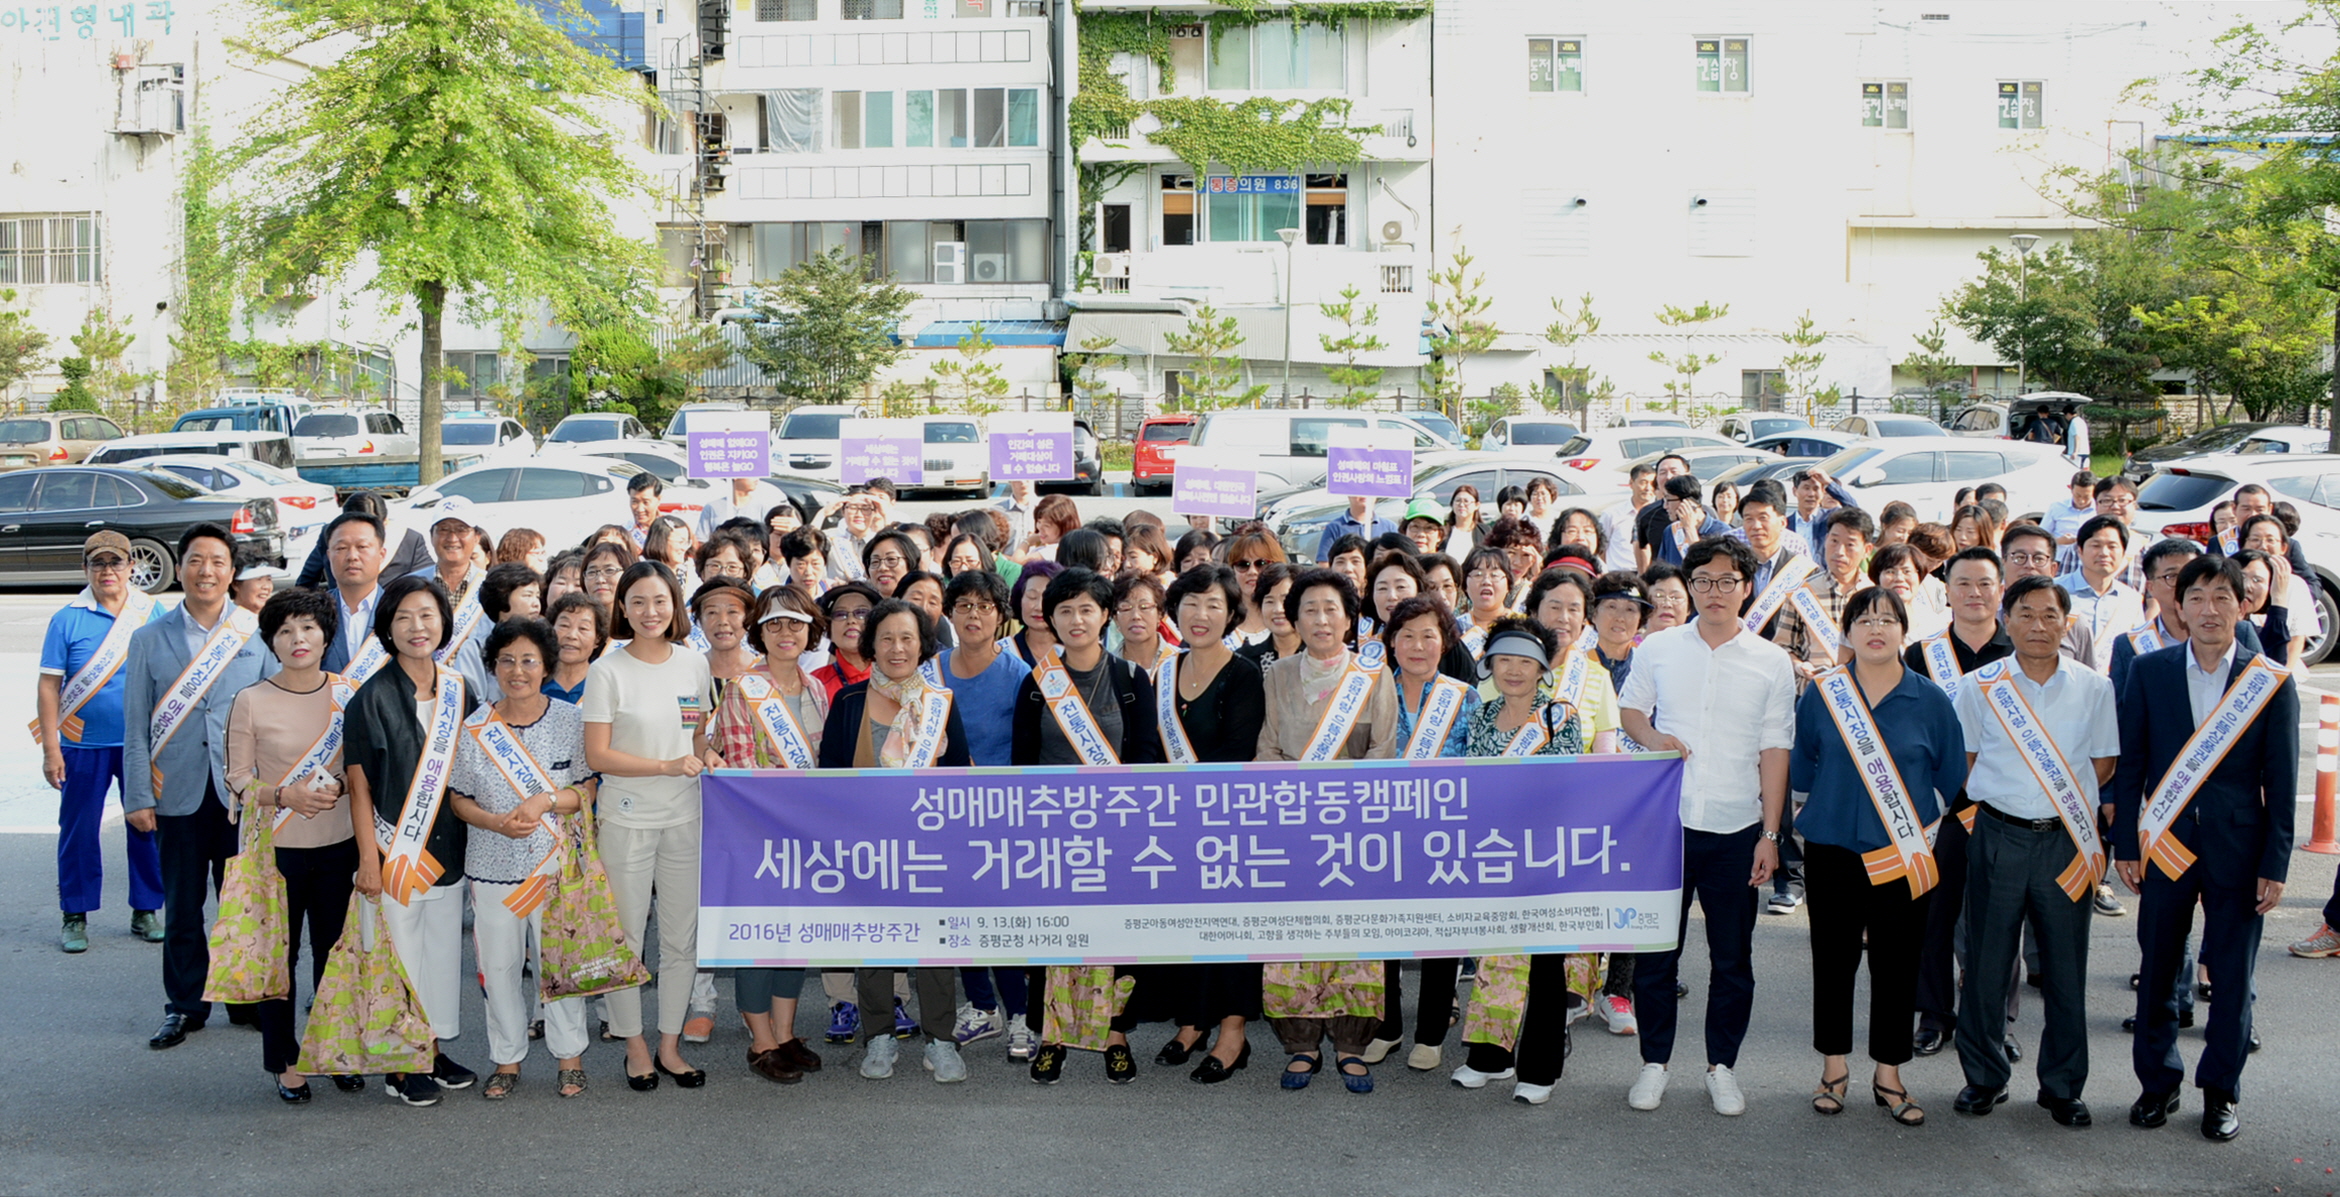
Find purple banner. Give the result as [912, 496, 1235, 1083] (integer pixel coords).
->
[840, 435, 924, 485]
[686, 430, 770, 478]
[990, 430, 1074, 482]
[1325, 444, 1414, 498]
[697, 754, 1685, 966]
[1171, 464, 1257, 521]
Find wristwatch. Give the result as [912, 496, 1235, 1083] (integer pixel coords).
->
[1760, 829, 1781, 843]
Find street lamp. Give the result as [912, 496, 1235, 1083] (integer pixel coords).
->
[1277, 227, 1300, 407]
[2010, 233, 2040, 396]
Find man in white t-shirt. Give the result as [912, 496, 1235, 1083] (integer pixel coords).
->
[1600, 464, 1657, 572]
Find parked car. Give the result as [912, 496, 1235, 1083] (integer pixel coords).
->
[1619, 416, 1691, 428]
[1266, 452, 1621, 559]
[916, 415, 991, 498]
[2133, 453, 2340, 664]
[662, 401, 749, 446]
[1185, 410, 1455, 492]
[1616, 445, 1774, 484]
[1710, 456, 1824, 492]
[1480, 416, 1582, 452]
[544, 412, 653, 445]
[2125, 423, 2331, 478]
[570, 440, 714, 524]
[0, 465, 283, 593]
[1717, 413, 1810, 443]
[1749, 428, 1863, 459]
[172, 400, 305, 437]
[772, 404, 869, 482]
[0, 411, 126, 470]
[1045, 418, 1106, 496]
[1408, 410, 1464, 446]
[439, 413, 536, 462]
[1549, 427, 1742, 477]
[89, 431, 300, 472]
[1808, 436, 2070, 524]
[137, 453, 338, 551]
[1131, 413, 1198, 494]
[291, 407, 418, 460]
[1833, 413, 1947, 439]
[392, 453, 645, 551]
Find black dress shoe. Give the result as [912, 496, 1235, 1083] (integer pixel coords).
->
[1954, 1085, 2009, 1115]
[148, 1013, 201, 1050]
[2037, 1094, 2091, 1127]
[1155, 1033, 1202, 1067]
[1191, 1040, 1252, 1084]
[655, 1058, 708, 1088]
[2003, 1036, 2022, 1063]
[2125, 1012, 2196, 1032]
[2121, 1016, 2136, 1034]
[1912, 1026, 1946, 1057]
[330, 1074, 365, 1093]
[276, 1081, 313, 1105]
[2248, 1029, 2261, 1053]
[2201, 1089, 2240, 1141]
[2129, 1089, 2181, 1128]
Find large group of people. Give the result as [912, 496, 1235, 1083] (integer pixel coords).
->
[30, 456, 2333, 1141]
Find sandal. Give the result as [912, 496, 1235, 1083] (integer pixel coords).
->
[557, 1068, 588, 1099]
[483, 1071, 520, 1100]
[1812, 1071, 1849, 1115]
[1874, 1080, 1924, 1126]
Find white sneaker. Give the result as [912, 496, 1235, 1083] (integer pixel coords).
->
[1564, 993, 1591, 1026]
[1005, 1022, 1038, 1060]
[1627, 1062, 1669, 1110]
[859, 1034, 898, 1079]
[1450, 1063, 1515, 1089]
[1513, 1080, 1554, 1105]
[1406, 1042, 1441, 1071]
[1705, 1064, 1746, 1115]
[1359, 1036, 1401, 1065]
[1598, 994, 1639, 1036]
[953, 1003, 1003, 1046]
[922, 1039, 967, 1083]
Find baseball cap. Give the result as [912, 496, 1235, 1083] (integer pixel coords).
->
[82, 530, 132, 561]
[1404, 498, 1448, 524]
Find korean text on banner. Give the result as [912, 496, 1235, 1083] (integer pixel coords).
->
[1324, 425, 1415, 500]
[1172, 462, 1259, 521]
[839, 418, 926, 486]
[684, 409, 773, 479]
[989, 412, 1076, 483]
[697, 754, 1686, 967]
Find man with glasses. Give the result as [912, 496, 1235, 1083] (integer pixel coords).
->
[1998, 525, 2103, 668]
[2112, 539, 2263, 697]
[38, 532, 170, 953]
[1618, 536, 1796, 1116]
[695, 472, 789, 543]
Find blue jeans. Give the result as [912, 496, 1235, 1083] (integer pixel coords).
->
[960, 966, 1028, 1017]
[58, 744, 162, 914]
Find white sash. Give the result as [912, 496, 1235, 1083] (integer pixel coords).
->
[38, 589, 158, 745]
[1400, 674, 1471, 760]
[437, 574, 486, 665]
[1813, 667, 1940, 896]
[2139, 654, 2286, 881]
[1549, 636, 1594, 712]
[342, 636, 391, 688]
[1668, 523, 1690, 560]
[465, 702, 565, 916]
[1918, 630, 1963, 697]
[900, 684, 954, 767]
[1461, 625, 1488, 658]
[1499, 701, 1568, 757]
[1972, 659, 2107, 900]
[149, 607, 260, 764]
[1156, 650, 1197, 765]
[1300, 641, 1386, 762]
[268, 679, 354, 832]
[1787, 581, 1842, 657]
[1034, 647, 1120, 766]
[2128, 624, 2163, 656]
[1743, 555, 1818, 634]
[687, 624, 713, 654]
[380, 668, 464, 907]
[737, 671, 819, 771]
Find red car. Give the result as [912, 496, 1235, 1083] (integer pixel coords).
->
[1132, 414, 1197, 494]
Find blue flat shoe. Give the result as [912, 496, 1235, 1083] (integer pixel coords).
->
[1280, 1053, 1321, 1091]
[1338, 1055, 1373, 1094]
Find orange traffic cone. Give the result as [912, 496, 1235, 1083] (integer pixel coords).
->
[2308, 692, 2339, 855]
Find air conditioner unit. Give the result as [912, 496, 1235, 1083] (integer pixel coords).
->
[933, 241, 967, 285]
[972, 253, 1008, 283]
[1093, 253, 1130, 279]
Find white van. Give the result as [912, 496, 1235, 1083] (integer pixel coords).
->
[1186, 410, 1456, 490]
[88, 430, 300, 472]
[915, 414, 990, 498]
[775, 404, 870, 482]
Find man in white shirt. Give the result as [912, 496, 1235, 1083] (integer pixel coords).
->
[695, 475, 791, 542]
[2043, 471, 2097, 547]
[996, 479, 1039, 552]
[1948, 575, 2121, 1128]
[1599, 464, 1656, 572]
[2063, 404, 2091, 465]
[1618, 536, 1796, 1117]
[2054, 516, 2147, 672]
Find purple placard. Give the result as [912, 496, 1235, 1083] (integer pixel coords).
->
[1171, 464, 1257, 520]
[1325, 444, 1414, 498]
[840, 435, 924, 485]
[990, 430, 1074, 482]
[687, 430, 771, 478]
[697, 754, 1686, 966]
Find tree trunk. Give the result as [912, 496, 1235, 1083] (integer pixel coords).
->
[417, 280, 447, 488]
[2329, 295, 2340, 455]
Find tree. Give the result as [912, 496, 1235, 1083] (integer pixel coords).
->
[1540, 293, 1606, 420]
[1899, 320, 1965, 398]
[1162, 304, 1266, 411]
[1424, 237, 1499, 425]
[229, 0, 663, 485]
[738, 249, 915, 402]
[1318, 285, 1386, 409]
[1647, 301, 1729, 412]
[0, 288, 50, 404]
[62, 310, 152, 423]
[928, 323, 1011, 414]
[573, 317, 735, 434]
[1063, 333, 1126, 413]
[1777, 311, 1828, 421]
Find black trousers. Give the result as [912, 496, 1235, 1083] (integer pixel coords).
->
[2135, 864, 2263, 1098]
[1805, 842, 1929, 1066]
[1377, 958, 1460, 1046]
[1170, 963, 1263, 1028]
[256, 840, 358, 1075]
[1955, 812, 2091, 1100]
[1772, 799, 1804, 899]
[2325, 859, 2340, 929]
[1462, 956, 1576, 1085]
[156, 786, 236, 1020]
[1631, 825, 1761, 1068]
[1913, 811, 1970, 1031]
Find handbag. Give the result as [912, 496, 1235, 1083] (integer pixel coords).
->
[296, 893, 435, 1076]
[202, 810, 290, 1004]
[539, 801, 651, 1001]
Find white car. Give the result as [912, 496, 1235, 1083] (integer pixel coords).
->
[291, 407, 418, 459]
[569, 439, 716, 525]
[1832, 413, 1947, 439]
[663, 401, 748, 446]
[139, 453, 340, 557]
[1265, 452, 1625, 557]
[1480, 415, 1581, 452]
[439, 414, 536, 463]
[1550, 427, 1743, 478]
[1716, 413, 1812, 443]
[2132, 453, 2340, 663]
[1750, 428, 1863, 459]
[1615, 445, 1776, 485]
[544, 412, 653, 446]
[1809, 436, 2071, 524]
[392, 453, 643, 550]
[774, 404, 869, 482]
[916, 415, 990, 498]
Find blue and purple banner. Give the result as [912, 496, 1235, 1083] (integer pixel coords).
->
[1171, 463, 1258, 521]
[698, 755, 1685, 967]
[686, 430, 771, 479]
[838, 418, 925, 486]
[988, 412, 1075, 483]
[1325, 426, 1415, 499]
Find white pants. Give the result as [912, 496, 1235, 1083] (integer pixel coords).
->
[380, 880, 465, 1043]
[599, 819, 700, 1039]
[471, 879, 588, 1065]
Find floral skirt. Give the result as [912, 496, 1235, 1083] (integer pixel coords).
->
[1461, 953, 1602, 1051]
[1262, 960, 1383, 1020]
[1040, 966, 1137, 1051]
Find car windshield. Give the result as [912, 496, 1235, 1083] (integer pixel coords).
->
[226, 460, 298, 484]
[1815, 446, 1885, 478]
[1139, 423, 1192, 443]
[175, 416, 239, 432]
[294, 414, 360, 438]
[2135, 470, 2235, 512]
[130, 471, 207, 500]
[1872, 418, 1939, 437]
[1554, 435, 1594, 456]
[780, 413, 845, 440]
[924, 422, 980, 444]
[2177, 425, 2263, 454]
[546, 418, 620, 443]
[1410, 414, 1461, 443]
[440, 422, 499, 446]
[667, 409, 737, 437]
[0, 418, 48, 444]
[1509, 423, 1578, 445]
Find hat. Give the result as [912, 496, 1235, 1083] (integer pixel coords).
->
[430, 513, 476, 534]
[82, 530, 132, 561]
[1476, 628, 1553, 678]
[235, 562, 289, 583]
[759, 606, 813, 625]
[1544, 551, 1599, 578]
[1595, 579, 1652, 608]
[1404, 498, 1449, 525]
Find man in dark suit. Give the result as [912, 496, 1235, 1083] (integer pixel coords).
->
[2110, 554, 2297, 1142]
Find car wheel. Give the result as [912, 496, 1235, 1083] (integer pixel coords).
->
[2307, 578, 2340, 667]
[127, 537, 176, 594]
[966, 474, 990, 500]
[1085, 477, 1103, 497]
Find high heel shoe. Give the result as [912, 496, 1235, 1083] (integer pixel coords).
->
[1156, 1031, 1204, 1067]
[655, 1058, 708, 1088]
[1191, 1040, 1252, 1084]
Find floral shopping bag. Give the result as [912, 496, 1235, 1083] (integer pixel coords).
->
[202, 811, 289, 1004]
[540, 803, 650, 1001]
[297, 894, 435, 1076]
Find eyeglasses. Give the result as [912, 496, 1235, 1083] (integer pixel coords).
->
[949, 601, 996, 616]
[1466, 569, 1508, 581]
[831, 608, 871, 622]
[1230, 559, 1268, 570]
[584, 566, 624, 581]
[85, 555, 128, 570]
[494, 655, 546, 670]
[2004, 551, 2053, 567]
[1850, 615, 1903, 631]
[1115, 603, 1160, 618]
[1688, 576, 1743, 593]
[868, 553, 909, 570]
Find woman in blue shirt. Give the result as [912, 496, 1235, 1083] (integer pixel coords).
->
[1790, 586, 1966, 1127]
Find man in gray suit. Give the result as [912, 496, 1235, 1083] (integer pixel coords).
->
[122, 524, 277, 1049]
[319, 510, 390, 681]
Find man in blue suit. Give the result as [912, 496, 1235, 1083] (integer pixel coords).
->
[319, 510, 391, 682]
[122, 524, 279, 1049]
[2110, 555, 2297, 1143]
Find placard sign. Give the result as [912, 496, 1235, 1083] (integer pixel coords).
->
[685, 410, 773, 479]
[1171, 455, 1259, 521]
[1325, 426, 1415, 499]
[989, 412, 1075, 483]
[839, 418, 925, 486]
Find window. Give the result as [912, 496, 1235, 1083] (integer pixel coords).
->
[1160, 174, 1195, 246]
[1943, 451, 2007, 483]
[864, 92, 894, 147]
[1208, 19, 1344, 90]
[755, 0, 814, 20]
[435, 469, 513, 504]
[1694, 37, 1748, 93]
[763, 88, 823, 153]
[1305, 173, 1346, 245]
[955, 0, 988, 13]
[35, 471, 98, 512]
[1997, 80, 2044, 129]
[1289, 417, 1366, 458]
[1875, 452, 1940, 485]
[905, 90, 934, 147]
[833, 91, 878, 148]
[937, 89, 968, 147]
[879, 220, 1047, 284]
[1741, 370, 1784, 407]
[753, 222, 860, 280]
[1007, 89, 1039, 147]
[1861, 80, 1909, 128]
[908, 89, 1035, 149]
[1007, 0, 1044, 13]
[0, 472, 33, 513]
[1527, 38, 1583, 92]
[1205, 174, 1300, 243]
[514, 468, 599, 501]
[446, 352, 500, 399]
[0, 215, 101, 285]
[973, 88, 1005, 147]
[842, 0, 902, 17]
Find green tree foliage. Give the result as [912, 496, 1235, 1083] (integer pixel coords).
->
[1899, 321, 1965, 396]
[1778, 311, 1828, 421]
[1064, 333, 1127, 412]
[168, 129, 235, 412]
[1425, 237, 1498, 425]
[227, 0, 663, 484]
[929, 323, 1011, 414]
[0, 288, 50, 403]
[574, 318, 735, 433]
[1540, 293, 1607, 419]
[1647, 301, 1729, 412]
[1318, 285, 1385, 408]
[1163, 304, 1266, 411]
[64, 310, 152, 422]
[738, 249, 915, 402]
